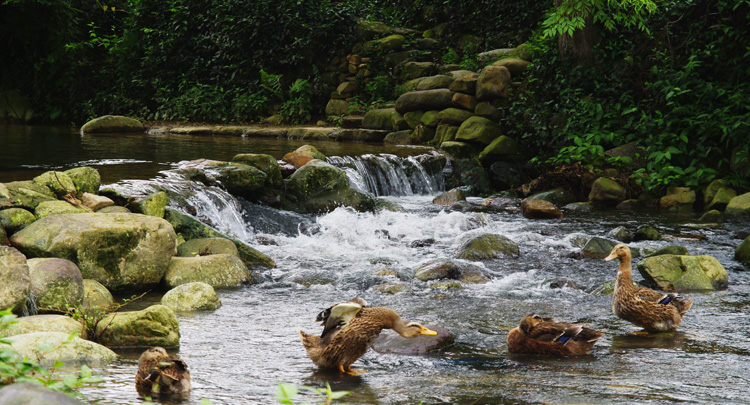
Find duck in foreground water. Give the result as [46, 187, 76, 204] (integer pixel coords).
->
[507, 314, 603, 355]
[135, 346, 191, 396]
[605, 243, 693, 332]
[300, 298, 437, 375]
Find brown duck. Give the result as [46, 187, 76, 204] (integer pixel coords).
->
[135, 346, 191, 396]
[300, 298, 437, 375]
[507, 314, 603, 355]
[605, 243, 693, 332]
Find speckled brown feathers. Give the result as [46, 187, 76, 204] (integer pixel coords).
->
[135, 347, 191, 396]
[605, 244, 693, 332]
[300, 299, 436, 373]
[507, 314, 603, 355]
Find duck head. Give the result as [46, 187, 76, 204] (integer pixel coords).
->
[395, 321, 438, 338]
[519, 314, 545, 334]
[604, 243, 631, 262]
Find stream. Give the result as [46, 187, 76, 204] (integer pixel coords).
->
[2, 125, 750, 404]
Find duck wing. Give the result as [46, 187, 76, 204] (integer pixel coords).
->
[317, 298, 367, 338]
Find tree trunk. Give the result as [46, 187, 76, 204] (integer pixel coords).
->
[554, 0, 598, 67]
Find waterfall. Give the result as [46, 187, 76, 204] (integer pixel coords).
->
[327, 151, 447, 197]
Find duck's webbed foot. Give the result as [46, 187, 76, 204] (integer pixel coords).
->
[345, 365, 367, 376]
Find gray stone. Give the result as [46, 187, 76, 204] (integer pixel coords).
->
[6, 332, 117, 363]
[448, 74, 479, 94]
[529, 188, 576, 206]
[0, 314, 85, 339]
[163, 254, 251, 289]
[607, 226, 633, 243]
[82, 279, 115, 310]
[491, 58, 531, 76]
[372, 325, 454, 355]
[161, 282, 221, 311]
[0, 382, 85, 405]
[0, 246, 30, 314]
[27, 258, 83, 312]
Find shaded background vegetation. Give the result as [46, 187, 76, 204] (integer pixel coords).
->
[1, 0, 748, 191]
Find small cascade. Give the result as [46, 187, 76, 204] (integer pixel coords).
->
[23, 290, 38, 317]
[327, 151, 447, 196]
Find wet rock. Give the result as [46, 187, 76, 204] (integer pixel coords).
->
[395, 89, 454, 114]
[0, 246, 31, 314]
[96, 304, 180, 348]
[529, 188, 576, 206]
[372, 325, 454, 355]
[433, 125, 459, 145]
[0, 314, 85, 339]
[588, 177, 626, 205]
[27, 258, 83, 312]
[474, 102, 501, 122]
[491, 58, 531, 76]
[563, 202, 594, 212]
[520, 198, 563, 219]
[456, 234, 519, 260]
[34, 200, 87, 219]
[3, 180, 56, 210]
[163, 254, 251, 289]
[371, 283, 411, 294]
[205, 162, 270, 199]
[165, 209, 275, 270]
[410, 238, 436, 248]
[412, 124, 436, 143]
[432, 280, 464, 289]
[478, 135, 520, 163]
[488, 162, 523, 190]
[481, 196, 519, 211]
[362, 108, 405, 131]
[0, 208, 36, 234]
[736, 236, 750, 263]
[10, 213, 177, 292]
[232, 154, 282, 188]
[80, 115, 143, 134]
[282, 145, 327, 169]
[725, 192, 750, 216]
[162, 281, 221, 311]
[637, 255, 728, 290]
[82, 279, 114, 310]
[132, 192, 170, 218]
[32, 171, 76, 198]
[415, 261, 461, 281]
[645, 245, 689, 257]
[634, 225, 661, 241]
[582, 237, 618, 258]
[0, 382, 85, 405]
[699, 210, 723, 223]
[607, 226, 633, 243]
[383, 129, 415, 145]
[80, 192, 114, 211]
[177, 237, 239, 258]
[659, 187, 696, 212]
[476, 65, 511, 100]
[455, 116, 503, 145]
[589, 280, 616, 296]
[549, 279, 585, 290]
[616, 199, 639, 210]
[432, 188, 466, 205]
[336, 129, 389, 142]
[7, 331, 116, 363]
[285, 160, 376, 214]
[416, 75, 454, 90]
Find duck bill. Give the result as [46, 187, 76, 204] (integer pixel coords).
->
[604, 252, 617, 261]
[420, 326, 438, 336]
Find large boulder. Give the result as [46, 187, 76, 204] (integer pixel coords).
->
[399, 61, 436, 81]
[0, 208, 36, 234]
[82, 279, 115, 310]
[658, 187, 696, 211]
[64, 167, 101, 194]
[282, 145, 326, 169]
[6, 332, 116, 363]
[416, 75, 454, 90]
[96, 305, 180, 348]
[395, 89, 454, 114]
[0, 314, 85, 339]
[449, 73, 479, 94]
[79, 115, 143, 134]
[725, 192, 750, 216]
[637, 255, 729, 290]
[165, 209, 275, 270]
[130, 192, 168, 218]
[163, 254, 251, 289]
[588, 177, 626, 205]
[432, 188, 466, 205]
[476, 65, 511, 101]
[457, 234, 519, 260]
[177, 237, 239, 257]
[736, 236, 750, 263]
[0, 246, 30, 314]
[491, 58, 531, 76]
[478, 135, 520, 163]
[161, 282, 221, 311]
[520, 198, 563, 219]
[32, 171, 76, 198]
[455, 116, 503, 145]
[703, 179, 736, 211]
[362, 108, 405, 131]
[34, 200, 88, 219]
[284, 160, 375, 214]
[0, 382, 85, 405]
[232, 153, 282, 188]
[10, 213, 177, 292]
[438, 108, 474, 125]
[27, 258, 83, 312]
[2, 181, 56, 210]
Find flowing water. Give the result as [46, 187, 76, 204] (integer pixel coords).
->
[2, 126, 750, 404]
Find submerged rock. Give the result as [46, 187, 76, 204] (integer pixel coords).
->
[284, 160, 375, 214]
[161, 282, 221, 311]
[96, 304, 180, 348]
[637, 255, 729, 290]
[736, 236, 750, 263]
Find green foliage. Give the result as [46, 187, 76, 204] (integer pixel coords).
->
[542, 0, 657, 38]
[275, 381, 349, 405]
[280, 79, 313, 124]
[0, 309, 103, 397]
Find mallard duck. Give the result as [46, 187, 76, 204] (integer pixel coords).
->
[605, 243, 693, 332]
[300, 298, 437, 375]
[135, 346, 191, 396]
[507, 314, 603, 355]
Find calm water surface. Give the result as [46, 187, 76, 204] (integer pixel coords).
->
[2, 125, 749, 404]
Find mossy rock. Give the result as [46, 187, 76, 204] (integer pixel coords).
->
[96, 304, 180, 348]
[163, 254, 251, 289]
[130, 192, 168, 218]
[416, 75, 454, 90]
[421, 110, 441, 127]
[415, 261, 460, 281]
[63, 165, 100, 193]
[27, 258, 83, 313]
[457, 234, 519, 260]
[362, 34, 405, 54]
[34, 200, 88, 219]
[432, 188, 466, 206]
[0, 208, 36, 234]
[588, 177, 626, 205]
[362, 108, 404, 131]
[725, 192, 750, 216]
[82, 279, 115, 310]
[646, 245, 689, 257]
[455, 116, 502, 145]
[478, 135, 520, 162]
[529, 188, 576, 207]
[438, 107, 473, 125]
[403, 111, 425, 129]
[637, 254, 728, 290]
[177, 237, 239, 257]
[0, 314, 85, 339]
[634, 225, 661, 241]
[433, 124, 458, 145]
[32, 171, 76, 198]
[6, 332, 117, 363]
[80, 115, 143, 134]
[161, 282, 221, 311]
[395, 89, 454, 114]
[736, 236, 750, 263]
[0, 246, 31, 314]
[476, 65, 511, 101]
[439, 141, 479, 159]
[3, 181, 56, 210]
[371, 283, 411, 294]
[491, 58, 531, 76]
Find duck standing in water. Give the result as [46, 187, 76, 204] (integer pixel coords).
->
[605, 243, 693, 332]
[507, 314, 603, 355]
[300, 298, 437, 375]
[135, 346, 191, 396]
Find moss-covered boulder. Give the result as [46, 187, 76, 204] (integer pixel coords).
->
[0, 246, 30, 314]
[658, 187, 696, 211]
[282, 145, 327, 169]
[478, 135, 520, 163]
[520, 198, 563, 219]
[438, 107, 474, 125]
[399, 61, 436, 81]
[163, 254, 250, 289]
[0, 314, 85, 339]
[476, 65, 511, 100]
[96, 304, 180, 348]
[634, 225, 661, 241]
[79, 115, 143, 134]
[6, 332, 116, 363]
[177, 237, 239, 257]
[725, 192, 750, 216]
[583, 237, 628, 259]
[529, 188, 576, 207]
[10, 213, 177, 292]
[362, 34, 404, 54]
[646, 245, 689, 257]
[362, 108, 405, 131]
[705, 184, 736, 211]
[0, 208, 36, 234]
[432, 124, 458, 144]
[607, 226, 633, 243]
[588, 177, 626, 205]
[474, 102, 501, 121]
[439, 141, 479, 159]
[161, 282, 221, 311]
[491, 58, 531, 76]
[735, 236, 750, 263]
[457, 234, 519, 260]
[395, 89, 454, 114]
[416, 75, 454, 90]
[432, 188, 466, 205]
[232, 153, 282, 188]
[82, 279, 114, 310]
[64, 166, 101, 194]
[32, 171, 76, 198]
[97, 206, 130, 214]
[3, 181, 56, 210]
[403, 111, 425, 129]
[165, 209, 275, 270]
[0, 382, 85, 405]
[452, 92, 478, 111]
[414, 261, 460, 281]
[421, 110, 441, 127]
[383, 129, 414, 144]
[455, 116, 503, 145]
[449, 73, 479, 94]
[284, 160, 375, 214]
[34, 200, 88, 219]
[699, 209, 723, 222]
[637, 255, 729, 290]
[27, 258, 83, 312]
[205, 161, 269, 198]
[130, 192, 168, 218]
